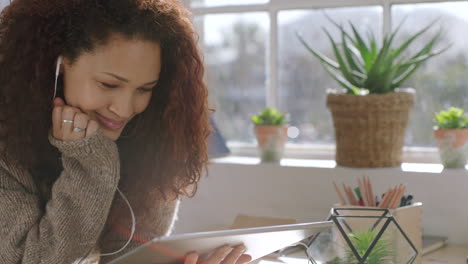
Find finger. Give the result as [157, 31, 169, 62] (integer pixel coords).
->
[207, 245, 233, 264]
[235, 254, 252, 264]
[61, 106, 78, 140]
[53, 97, 65, 107]
[220, 245, 246, 264]
[71, 112, 89, 140]
[85, 119, 99, 138]
[184, 252, 199, 264]
[52, 106, 63, 138]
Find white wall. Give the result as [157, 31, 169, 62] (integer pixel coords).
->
[174, 158, 468, 245]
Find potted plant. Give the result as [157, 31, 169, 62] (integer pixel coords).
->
[433, 107, 468, 168]
[251, 108, 288, 163]
[325, 230, 395, 264]
[297, 18, 448, 167]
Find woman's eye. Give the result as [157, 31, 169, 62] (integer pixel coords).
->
[98, 81, 153, 93]
[100, 82, 118, 89]
[139, 87, 153, 93]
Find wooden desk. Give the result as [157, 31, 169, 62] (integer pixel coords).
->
[422, 246, 468, 264]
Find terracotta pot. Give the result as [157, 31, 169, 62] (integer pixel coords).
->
[254, 125, 288, 163]
[434, 128, 468, 168]
[326, 88, 415, 168]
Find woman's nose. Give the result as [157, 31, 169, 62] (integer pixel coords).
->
[108, 93, 134, 120]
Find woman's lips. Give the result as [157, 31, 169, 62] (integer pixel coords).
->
[95, 113, 125, 130]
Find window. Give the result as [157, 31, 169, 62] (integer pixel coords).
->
[0, 0, 10, 12]
[189, 0, 468, 161]
[195, 13, 269, 142]
[392, 2, 468, 147]
[191, 0, 268, 8]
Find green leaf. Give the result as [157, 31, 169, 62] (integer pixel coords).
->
[404, 29, 444, 61]
[322, 64, 356, 94]
[398, 49, 446, 68]
[364, 34, 395, 93]
[434, 107, 468, 129]
[349, 22, 372, 71]
[367, 29, 378, 59]
[323, 28, 360, 87]
[324, 13, 358, 47]
[391, 63, 416, 87]
[251, 108, 287, 125]
[296, 31, 340, 70]
[390, 19, 440, 61]
[347, 44, 367, 72]
[342, 30, 366, 85]
[393, 44, 451, 88]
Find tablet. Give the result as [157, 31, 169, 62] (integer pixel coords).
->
[109, 221, 333, 264]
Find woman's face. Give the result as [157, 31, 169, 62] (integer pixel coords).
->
[60, 34, 161, 141]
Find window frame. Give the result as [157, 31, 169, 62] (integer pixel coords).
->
[187, 0, 466, 163]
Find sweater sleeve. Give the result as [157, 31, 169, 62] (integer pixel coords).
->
[0, 130, 120, 264]
[98, 179, 180, 263]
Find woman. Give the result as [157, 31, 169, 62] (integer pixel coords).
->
[0, 0, 251, 263]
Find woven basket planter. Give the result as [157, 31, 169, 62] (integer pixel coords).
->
[326, 89, 415, 167]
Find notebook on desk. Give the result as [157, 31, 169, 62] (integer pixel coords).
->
[108, 221, 333, 264]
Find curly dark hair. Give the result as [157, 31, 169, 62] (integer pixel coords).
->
[0, 0, 210, 199]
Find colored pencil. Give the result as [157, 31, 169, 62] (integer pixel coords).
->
[333, 182, 347, 205]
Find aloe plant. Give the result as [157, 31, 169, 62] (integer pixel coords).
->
[297, 16, 449, 95]
[251, 108, 287, 126]
[345, 230, 395, 264]
[434, 107, 468, 129]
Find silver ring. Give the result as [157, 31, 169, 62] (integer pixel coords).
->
[73, 127, 86, 133]
[62, 119, 73, 124]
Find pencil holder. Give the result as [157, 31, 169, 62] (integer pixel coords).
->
[307, 205, 422, 264]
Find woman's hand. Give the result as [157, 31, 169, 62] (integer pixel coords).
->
[52, 97, 99, 141]
[184, 245, 252, 264]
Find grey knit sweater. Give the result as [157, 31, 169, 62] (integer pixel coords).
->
[0, 130, 180, 264]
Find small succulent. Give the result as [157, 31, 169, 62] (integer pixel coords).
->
[434, 107, 468, 129]
[345, 230, 395, 264]
[251, 108, 287, 126]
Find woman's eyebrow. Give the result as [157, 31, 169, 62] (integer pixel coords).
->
[101, 72, 158, 85]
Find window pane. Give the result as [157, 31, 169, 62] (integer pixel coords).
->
[278, 7, 383, 144]
[0, 0, 10, 11]
[393, 2, 468, 147]
[195, 13, 269, 142]
[192, 0, 268, 8]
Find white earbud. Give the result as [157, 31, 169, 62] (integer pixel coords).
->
[53, 56, 63, 100]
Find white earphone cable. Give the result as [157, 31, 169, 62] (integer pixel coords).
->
[97, 187, 136, 256]
[75, 187, 136, 264]
[53, 56, 62, 100]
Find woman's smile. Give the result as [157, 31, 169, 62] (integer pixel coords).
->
[94, 112, 126, 130]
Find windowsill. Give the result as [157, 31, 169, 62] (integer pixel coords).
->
[210, 155, 468, 174]
[227, 142, 443, 164]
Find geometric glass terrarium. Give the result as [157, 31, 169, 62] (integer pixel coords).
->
[306, 208, 418, 264]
